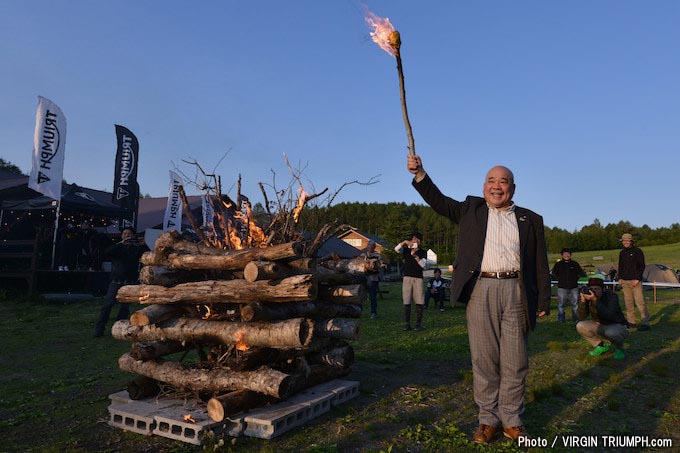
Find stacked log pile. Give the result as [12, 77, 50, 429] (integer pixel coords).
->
[112, 230, 379, 422]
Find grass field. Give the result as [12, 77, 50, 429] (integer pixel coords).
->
[1, 283, 679, 452]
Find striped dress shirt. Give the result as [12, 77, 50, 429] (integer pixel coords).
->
[480, 203, 520, 273]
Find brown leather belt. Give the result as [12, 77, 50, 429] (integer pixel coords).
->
[480, 271, 519, 279]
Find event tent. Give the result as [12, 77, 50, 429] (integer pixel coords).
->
[643, 264, 679, 284]
[0, 182, 132, 218]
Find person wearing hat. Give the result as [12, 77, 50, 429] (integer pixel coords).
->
[617, 233, 649, 331]
[576, 277, 628, 360]
[551, 248, 586, 323]
[394, 232, 428, 331]
[406, 155, 551, 444]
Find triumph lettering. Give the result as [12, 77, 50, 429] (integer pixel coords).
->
[169, 182, 180, 219]
[39, 110, 60, 170]
[117, 135, 136, 187]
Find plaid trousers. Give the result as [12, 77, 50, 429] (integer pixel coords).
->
[467, 277, 528, 428]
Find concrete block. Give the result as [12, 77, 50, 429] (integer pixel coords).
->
[108, 402, 157, 436]
[243, 401, 311, 439]
[308, 379, 360, 406]
[288, 387, 334, 418]
[108, 390, 132, 405]
[153, 403, 244, 445]
[106, 379, 359, 444]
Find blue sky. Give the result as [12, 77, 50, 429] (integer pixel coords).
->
[1, 1, 678, 232]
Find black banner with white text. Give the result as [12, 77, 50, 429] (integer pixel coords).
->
[112, 125, 140, 212]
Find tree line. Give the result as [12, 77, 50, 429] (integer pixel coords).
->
[296, 202, 680, 265]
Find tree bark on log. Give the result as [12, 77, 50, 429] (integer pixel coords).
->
[313, 319, 360, 340]
[318, 256, 382, 273]
[118, 352, 293, 398]
[138, 266, 235, 286]
[243, 260, 296, 283]
[315, 268, 367, 286]
[116, 274, 317, 304]
[112, 318, 314, 349]
[130, 304, 187, 327]
[293, 363, 352, 392]
[284, 257, 316, 271]
[207, 390, 275, 422]
[240, 301, 361, 323]
[317, 284, 366, 305]
[142, 241, 304, 270]
[306, 344, 355, 369]
[129, 341, 192, 361]
[154, 230, 223, 255]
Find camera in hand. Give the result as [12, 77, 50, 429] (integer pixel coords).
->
[580, 286, 592, 295]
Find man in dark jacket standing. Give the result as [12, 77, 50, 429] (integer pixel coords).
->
[551, 248, 585, 323]
[407, 154, 551, 444]
[576, 277, 628, 360]
[394, 232, 428, 331]
[94, 228, 148, 337]
[617, 233, 649, 331]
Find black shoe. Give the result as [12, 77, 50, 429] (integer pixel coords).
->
[414, 325, 425, 331]
[403, 324, 412, 331]
[637, 324, 651, 331]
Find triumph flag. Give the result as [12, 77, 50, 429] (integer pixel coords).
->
[112, 125, 140, 211]
[29, 96, 67, 200]
[201, 194, 215, 230]
[163, 170, 183, 232]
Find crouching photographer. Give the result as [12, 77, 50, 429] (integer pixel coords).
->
[576, 277, 629, 360]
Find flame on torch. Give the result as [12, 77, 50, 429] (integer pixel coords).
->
[364, 8, 416, 156]
[365, 11, 398, 56]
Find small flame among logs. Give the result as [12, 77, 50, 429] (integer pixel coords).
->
[234, 329, 249, 351]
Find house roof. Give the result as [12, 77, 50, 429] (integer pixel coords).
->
[337, 227, 388, 247]
[315, 236, 363, 259]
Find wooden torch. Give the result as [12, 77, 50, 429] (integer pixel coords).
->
[366, 11, 417, 156]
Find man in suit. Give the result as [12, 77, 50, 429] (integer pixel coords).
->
[406, 154, 551, 444]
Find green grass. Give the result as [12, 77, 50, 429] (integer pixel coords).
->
[1, 284, 680, 452]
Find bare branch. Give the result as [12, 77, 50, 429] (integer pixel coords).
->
[327, 174, 381, 206]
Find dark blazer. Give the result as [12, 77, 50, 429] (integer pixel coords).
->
[413, 174, 551, 329]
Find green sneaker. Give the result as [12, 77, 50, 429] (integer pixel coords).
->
[613, 349, 625, 360]
[589, 344, 611, 356]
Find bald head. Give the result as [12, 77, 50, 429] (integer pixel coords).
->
[483, 166, 515, 208]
